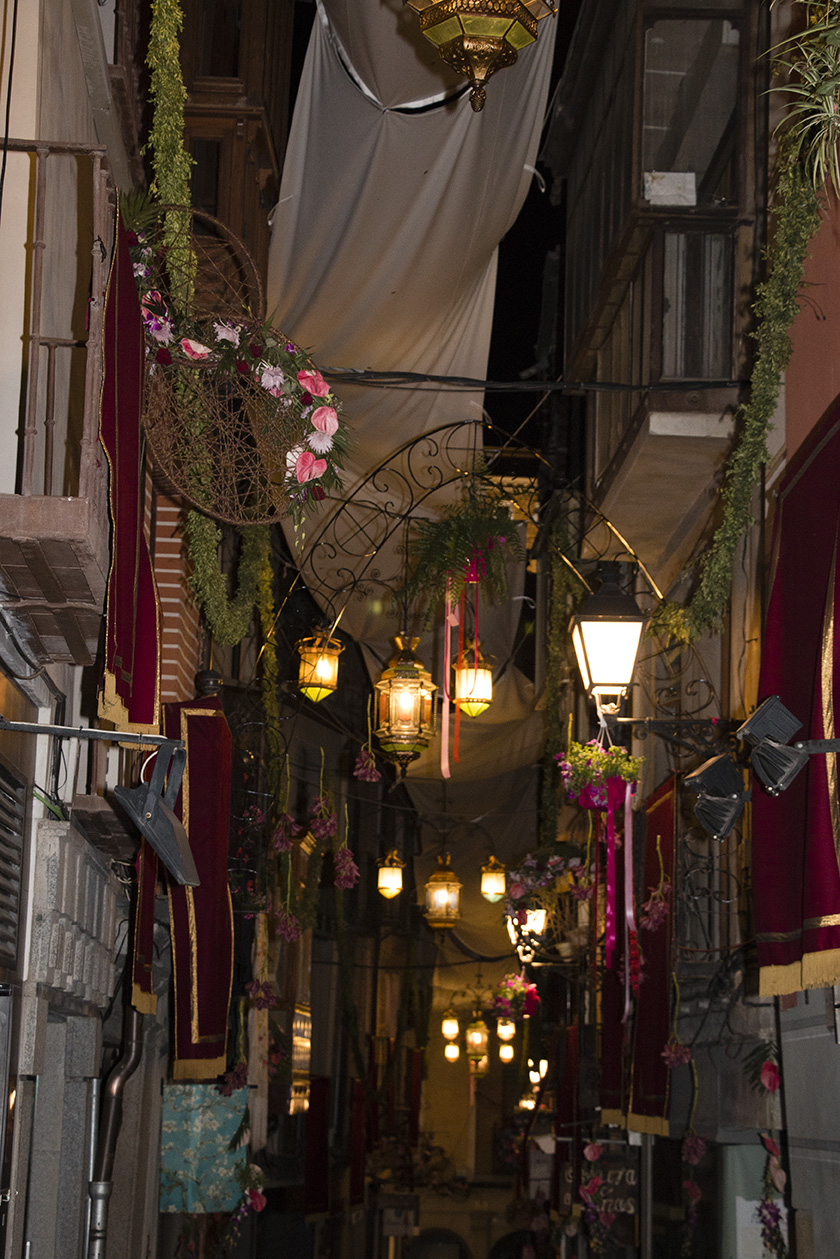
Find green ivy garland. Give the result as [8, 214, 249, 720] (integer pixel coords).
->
[650, 143, 820, 642]
[184, 515, 267, 647]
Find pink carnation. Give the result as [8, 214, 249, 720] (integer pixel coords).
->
[583, 1142, 603, 1162]
[509, 882, 525, 900]
[297, 368, 330, 397]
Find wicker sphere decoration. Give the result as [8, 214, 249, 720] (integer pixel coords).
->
[132, 208, 344, 526]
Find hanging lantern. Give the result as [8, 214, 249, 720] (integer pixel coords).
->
[465, 1014, 489, 1060]
[455, 641, 494, 717]
[377, 849, 405, 899]
[480, 854, 506, 903]
[374, 636, 437, 776]
[499, 1042, 515, 1063]
[441, 1009, 460, 1041]
[496, 1017, 516, 1042]
[506, 907, 547, 957]
[424, 854, 462, 928]
[468, 1054, 490, 1077]
[402, 0, 557, 113]
[296, 630, 344, 702]
[444, 1041, 460, 1062]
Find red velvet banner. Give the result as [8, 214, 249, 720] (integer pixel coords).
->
[98, 213, 160, 733]
[753, 402, 840, 994]
[165, 697, 234, 1079]
[305, 1076, 331, 1215]
[628, 778, 675, 1135]
[131, 841, 159, 1013]
[350, 1078, 366, 1206]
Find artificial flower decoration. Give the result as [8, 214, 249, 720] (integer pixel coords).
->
[491, 974, 541, 1020]
[555, 739, 642, 809]
[760, 1059, 781, 1092]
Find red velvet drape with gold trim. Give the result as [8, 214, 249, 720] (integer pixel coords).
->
[628, 778, 675, 1135]
[753, 402, 840, 994]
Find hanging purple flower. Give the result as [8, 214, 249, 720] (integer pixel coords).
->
[310, 812, 338, 840]
[275, 906, 302, 943]
[681, 1134, 707, 1166]
[639, 883, 671, 931]
[271, 813, 302, 853]
[662, 1039, 692, 1068]
[353, 747, 382, 782]
[334, 846, 360, 889]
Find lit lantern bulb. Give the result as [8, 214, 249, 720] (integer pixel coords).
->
[496, 1018, 516, 1042]
[499, 1042, 514, 1063]
[441, 1010, 459, 1041]
[444, 1042, 460, 1062]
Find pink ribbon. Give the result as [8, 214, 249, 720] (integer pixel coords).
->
[440, 580, 459, 779]
[604, 777, 627, 970]
[622, 782, 636, 1021]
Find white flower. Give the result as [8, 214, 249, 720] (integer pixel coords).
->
[260, 362, 286, 397]
[286, 444, 305, 475]
[213, 321, 240, 345]
[308, 430, 334, 454]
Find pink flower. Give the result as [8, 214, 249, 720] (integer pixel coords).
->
[598, 1211, 615, 1229]
[334, 846, 360, 890]
[180, 337, 212, 359]
[662, 1040, 692, 1068]
[760, 1132, 781, 1158]
[760, 1060, 780, 1092]
[260, 363, 286, 396]
[295, 451, 327, 483]
[509, 882, 525, 900]
[579, 1175, 602, 1205]
[353, 748, 381, 782]
[681, 1135, 706, 1166]
[297, 368, 330, 397]
[583, 1142, 603, 1162]
[523, 985, 541, 1017]
[311, 405, 339, 435]
[214, 321, 239, 344]
[769, 1155, 787, 1193]
[683, 1179, 701, 1204]
[246, 1188, 267, 1212]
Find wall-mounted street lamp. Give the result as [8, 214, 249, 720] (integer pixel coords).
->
[506, 907, 547, 963]
[296, 630, 344, 701]
[570, 571, 645, 715]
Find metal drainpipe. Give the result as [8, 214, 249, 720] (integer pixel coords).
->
[87, 1000, 144, 1259]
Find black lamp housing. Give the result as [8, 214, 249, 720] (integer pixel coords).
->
[736, 696, 809, 797]
[684, 754, 751, 841]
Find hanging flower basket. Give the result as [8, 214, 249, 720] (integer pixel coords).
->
[127, 207, 347, 525]
[555, 740, 642, 810]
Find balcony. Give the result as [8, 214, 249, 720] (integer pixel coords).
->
[0, 141, 113, 665]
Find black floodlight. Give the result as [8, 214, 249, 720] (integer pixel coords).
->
[737, 695, 802, 748]
[114, 743, 199, 886]
[736, 696, 840, 798]
[684, 754, 751, 841]
[0, 716, 199, 886]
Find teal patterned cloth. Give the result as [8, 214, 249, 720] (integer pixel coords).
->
[160, 1084, 247, 1213]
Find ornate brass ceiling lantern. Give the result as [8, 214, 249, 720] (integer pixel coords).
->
[424, 854, 462, 927]
[377, 849, 405, 899]
[403, 0, 557, 112]
[374, 636, 437, 776]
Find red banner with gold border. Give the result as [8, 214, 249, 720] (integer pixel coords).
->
[164, 696, 234, 1079]
[628, 778, 675, 1135]
[98, 213, 160, 733]
[753, 402, 840, 994]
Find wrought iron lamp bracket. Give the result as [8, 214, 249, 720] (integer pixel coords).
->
[611, 715, 740, 759]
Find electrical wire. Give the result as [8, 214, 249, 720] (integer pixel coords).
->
[323, 366, 747, 395]
[0, 0, 19, 228]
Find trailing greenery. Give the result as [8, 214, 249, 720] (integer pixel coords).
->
[396, 477, 525, 620]
[184, 514, 267, 646]
[652, 143, 820, 642]
[773, 1, 840, 194]
[146, 0, 194, 309]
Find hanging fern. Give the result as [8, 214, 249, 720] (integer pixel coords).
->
[396, 479, 525, 620]
[184, 513, 268, 646]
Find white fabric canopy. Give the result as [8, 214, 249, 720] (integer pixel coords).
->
[266, 0, 556, 785]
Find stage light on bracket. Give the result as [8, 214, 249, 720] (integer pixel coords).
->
[684, 754, 751, 841]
